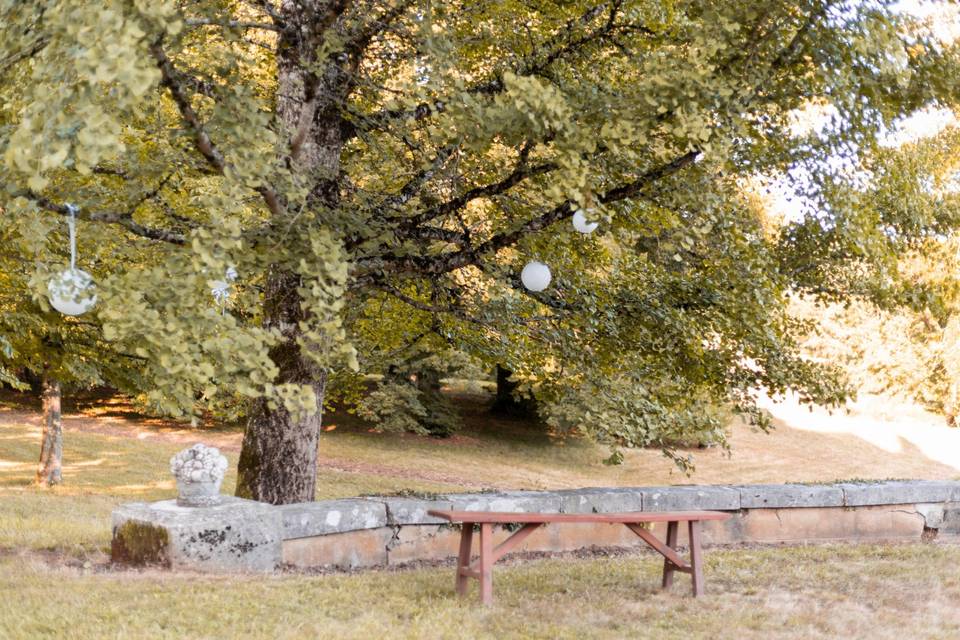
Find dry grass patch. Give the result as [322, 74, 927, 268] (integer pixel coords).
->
[1, 543, 959, 639]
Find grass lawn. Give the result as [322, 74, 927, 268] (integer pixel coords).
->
[0, 408, 459, 552]
[1, 390, 959, 638]
[2, 543, 959, 639]
[1, 387, 958, 553]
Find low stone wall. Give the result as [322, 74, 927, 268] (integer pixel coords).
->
[112, 480, 960, 572]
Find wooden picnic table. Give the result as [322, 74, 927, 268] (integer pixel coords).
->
[427, 509, 731, 605]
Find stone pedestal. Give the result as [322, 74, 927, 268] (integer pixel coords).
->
[111, 496, 282, 572]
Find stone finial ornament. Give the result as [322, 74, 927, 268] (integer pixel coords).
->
[170, 444, 228, 507]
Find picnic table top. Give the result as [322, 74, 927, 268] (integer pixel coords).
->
[426, 509, 732, 524]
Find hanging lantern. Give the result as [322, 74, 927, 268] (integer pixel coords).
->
[210, 265, 238, 305]
[48, 204, 97, 316]
[521, 261, 552, 292]
[572, 209, 599, 234]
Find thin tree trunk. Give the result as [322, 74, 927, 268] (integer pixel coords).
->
[36, 374, 62, 486]
[235, 0, 346, 504]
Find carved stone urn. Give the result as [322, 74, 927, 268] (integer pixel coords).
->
[169, 444, 228, 507]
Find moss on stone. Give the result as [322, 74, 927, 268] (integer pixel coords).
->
[111, 520, 170, 567]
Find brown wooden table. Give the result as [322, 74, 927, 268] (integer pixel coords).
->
[427, 509, 731, 605]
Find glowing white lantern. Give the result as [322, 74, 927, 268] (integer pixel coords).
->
[520, 261, 552, 292]
[48, 268, 97, 316]
[572, 209, 599, 234]
[47, 204, 97, 316]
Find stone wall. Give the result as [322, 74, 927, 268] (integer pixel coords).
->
[112, 480, 960, 573]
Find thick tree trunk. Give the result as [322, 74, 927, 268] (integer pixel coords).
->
[36, 374, 62, 486]
[236, 269, 328, 504]
[235, 0, 346, 504]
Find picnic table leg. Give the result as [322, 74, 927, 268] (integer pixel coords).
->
[479, 523, 494, 605]
[661, 521, 679, 590]
[456, 523, 474, 596]
[688, 520, 705, 597]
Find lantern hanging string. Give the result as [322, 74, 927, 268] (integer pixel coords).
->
[66, 203, 78, 270]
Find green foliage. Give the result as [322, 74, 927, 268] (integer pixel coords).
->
[2, 0, 960, 471]
[788, 117, 960, 422]
[356, 346, 480, 437]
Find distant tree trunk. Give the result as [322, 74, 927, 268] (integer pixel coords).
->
[36, 373, 62, 486]
[491, 365, 538, 418]
[413, 367, 460, 437]
[235, 0, 346, 504]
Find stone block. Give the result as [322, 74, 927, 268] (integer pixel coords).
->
[111, 497, 282, 573]
[840, 480, 960, 506]
[939, 504, 960, 537]
[739, 484, 843, 509]
[445, 490, 562, 513]
[282, 527, 392, 569]
[645, 516, 744, 547]
[557, 487, 643, 514]
[915, 503, 945, 529]
[373, 496, 453, 525]
[640, 485, 740, 512]
[514, 521, 646, 554]
[738, 506, 924, 543]
[386, 524, 462, 564]
[278, 498, 387, 538]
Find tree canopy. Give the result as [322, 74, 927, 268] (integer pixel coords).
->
[2, 0, 959, 501]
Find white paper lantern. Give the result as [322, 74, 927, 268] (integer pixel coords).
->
[48, 268, 97, 316]
[572, 209, 599, 234]
[520, 261, 552, 292]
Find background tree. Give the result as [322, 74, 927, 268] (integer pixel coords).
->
[789, 121, 960, 420]
[2, 0, 959, 503]
[0, 219, 146, 485]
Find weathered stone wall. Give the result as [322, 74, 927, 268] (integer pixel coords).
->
[112, 480, 960, 572]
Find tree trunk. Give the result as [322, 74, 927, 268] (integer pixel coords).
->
[235, 0, 346, 504]
[36, 374, 62, 486]
[491, 365, 538, 418]
[236, 268, 328, 504]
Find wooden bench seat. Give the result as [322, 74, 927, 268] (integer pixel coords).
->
[428, 509, 731, 605]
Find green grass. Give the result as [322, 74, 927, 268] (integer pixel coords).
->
[2, 384, 959, 553]
[0, 415, 461, 553]
[2, 393, 960, 638]
[1, 544, 959, 639]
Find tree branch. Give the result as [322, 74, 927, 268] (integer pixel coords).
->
[150, 41, 226, 173]
[372, 282, 487, 326]
[352, 149, 700, 285]
[349, 2, 647, 136]
[19, 190, 186, 245]
[0, 36, 48, 74]
[343, 0, 416, 56]
[150, 39, 285, 217]
[184, 17, 282, 31]
[386, 143, 459, 210]
[397, 142, 553, 232]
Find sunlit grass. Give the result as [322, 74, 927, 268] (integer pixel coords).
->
[0, 415, 461, 552]
[1, 544, 958, 639]
[2, 385, 959, 554]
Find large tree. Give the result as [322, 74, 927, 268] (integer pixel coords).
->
[2, 0, 959, 503]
